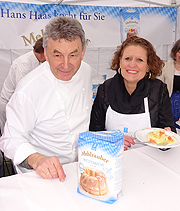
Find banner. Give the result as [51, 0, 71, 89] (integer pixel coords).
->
[0, 2, 120, 49]
[0, 2, 177, 91]
[0, 2, 177, 50]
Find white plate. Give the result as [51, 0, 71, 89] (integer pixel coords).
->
[135, 128, 180, 148]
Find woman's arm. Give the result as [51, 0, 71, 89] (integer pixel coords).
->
[89, 84, 107, 131]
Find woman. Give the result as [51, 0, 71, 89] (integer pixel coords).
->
[158, 39, 180, 129]
[89, 36, 176, 150]
[158, 39, 180, 97]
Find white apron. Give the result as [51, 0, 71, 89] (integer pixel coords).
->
[105, 97, 151, 138]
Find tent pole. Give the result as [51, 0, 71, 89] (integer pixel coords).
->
[171, 0, 176, 6]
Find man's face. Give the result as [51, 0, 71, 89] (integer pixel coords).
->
[44, 37, 86, 81]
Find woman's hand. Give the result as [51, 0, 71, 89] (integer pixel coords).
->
[123, 135, 135, 151]
[164, 127, 171, 131]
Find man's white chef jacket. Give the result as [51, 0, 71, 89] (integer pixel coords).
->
[0, 61, 93, 173]
[0, 50, 39, 133]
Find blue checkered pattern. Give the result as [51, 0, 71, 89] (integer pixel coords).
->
[138, 7, 177, 24]
[0, 2, 176, 25]
[78, 131, 124, 157]
[120, 8, 140, 21]
[0, 1, 43, 12]
[0, 2, 119, 21]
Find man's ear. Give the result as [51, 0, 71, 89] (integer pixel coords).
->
[44, 49, 48, 62]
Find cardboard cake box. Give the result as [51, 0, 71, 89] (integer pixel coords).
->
[77, 130, 124, 204]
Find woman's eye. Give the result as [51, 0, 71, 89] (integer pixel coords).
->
[138, 58, 143, 62]
[125, 57, 131, 61]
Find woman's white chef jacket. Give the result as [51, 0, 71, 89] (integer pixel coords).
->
[0, 61, 93, 173]
[157, 60, 175, 97]
[0, 50, 40, 133]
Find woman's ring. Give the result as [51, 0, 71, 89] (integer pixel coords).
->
[45, 171, 50, 175]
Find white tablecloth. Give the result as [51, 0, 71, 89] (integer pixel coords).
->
[0, 146, 180, 211]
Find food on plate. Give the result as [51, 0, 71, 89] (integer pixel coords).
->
[80, 167, 108, 196]
[147, 129, 176, 145]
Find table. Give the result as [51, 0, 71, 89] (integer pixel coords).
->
[0, 145, 180, 211]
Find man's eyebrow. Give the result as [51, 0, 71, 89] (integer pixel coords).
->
[53, 49, 61, 54]
[71, 49, 79, 54]
[52, 49, 79, 54]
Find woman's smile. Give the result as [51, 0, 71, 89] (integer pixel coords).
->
[126, 69, 138, 74]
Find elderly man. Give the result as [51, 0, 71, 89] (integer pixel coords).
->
[0, 16, 93, 181]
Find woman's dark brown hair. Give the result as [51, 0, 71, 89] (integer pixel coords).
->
[110, 36, 164, 79]
[170, 39, 180, 60]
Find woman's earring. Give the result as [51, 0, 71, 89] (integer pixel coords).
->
[148, 71, 151, 79]
[118, 68, 121, 74]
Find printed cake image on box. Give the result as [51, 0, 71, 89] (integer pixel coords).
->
[77, 130, 124, 204]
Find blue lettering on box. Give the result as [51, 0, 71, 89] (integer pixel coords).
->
[123, 127, 128, 133]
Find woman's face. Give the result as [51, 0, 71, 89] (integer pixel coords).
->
[120, 45, 149, 86]
[175, 50, 180, 62]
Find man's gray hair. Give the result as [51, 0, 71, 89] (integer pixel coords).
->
[43, 16, 86, 50]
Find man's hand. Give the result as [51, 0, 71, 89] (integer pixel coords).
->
[27, 153, 66, 182]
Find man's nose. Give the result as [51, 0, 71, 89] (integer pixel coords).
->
[62, 57, 69, 70]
